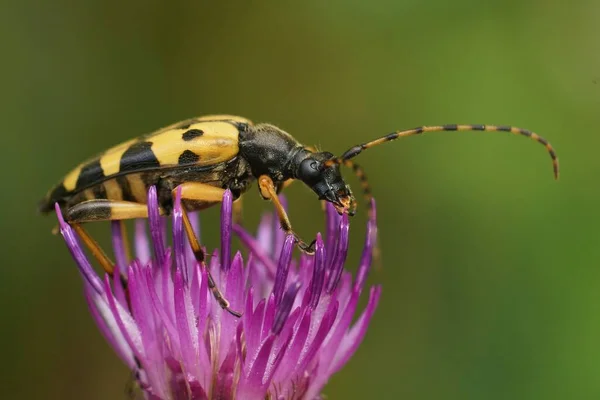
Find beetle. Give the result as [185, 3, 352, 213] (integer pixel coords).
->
[40, 114, 559, 316]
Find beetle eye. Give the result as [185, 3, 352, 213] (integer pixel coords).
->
[298, 158, 321, 182]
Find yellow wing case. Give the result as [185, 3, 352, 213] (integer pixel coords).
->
[40, 115, 252, 212]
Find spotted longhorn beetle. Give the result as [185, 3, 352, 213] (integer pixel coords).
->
[40, 114, 559, 316]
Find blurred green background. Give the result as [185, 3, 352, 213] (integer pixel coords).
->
[2, 1, 599, 399]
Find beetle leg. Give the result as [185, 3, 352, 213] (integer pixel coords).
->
[71, 224, 116, 276]
[174, 182, 242, 318]
[258, 175, 316, 255]
[66, 200, 158, 276]
[65, 199, 155, 223]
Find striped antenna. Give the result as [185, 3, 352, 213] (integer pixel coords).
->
[324, 124, 559, 180]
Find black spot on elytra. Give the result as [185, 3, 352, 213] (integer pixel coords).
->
[120, 141, 160, 173]
[178, 149, 200, 165]
[76, 159, 105, 189]
[182, 129, 204, 141]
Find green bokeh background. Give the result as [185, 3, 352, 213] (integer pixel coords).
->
[2, 1, 599, 399]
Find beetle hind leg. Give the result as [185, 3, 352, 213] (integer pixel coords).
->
[65, 199, 156, 279]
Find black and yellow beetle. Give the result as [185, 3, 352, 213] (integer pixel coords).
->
[40, 114, 559, 316]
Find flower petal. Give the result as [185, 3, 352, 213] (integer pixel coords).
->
[330, 285, 381, 374]
[172, 186, 188, 282]
[233, 224, 277, 278]
[221, 190, 233, 271]
[147, 186, 166, 263]
[309, 234, 326, 309]
[272, 235, 295, 306]
[134, 219, 151, 266]
[326, 213, 350, 294]
[111, 220, 129, 274]
[174, 268, 199, 374]
[55, 204, 104, 294]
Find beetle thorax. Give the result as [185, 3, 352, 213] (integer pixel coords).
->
[238, 124, 303, 182]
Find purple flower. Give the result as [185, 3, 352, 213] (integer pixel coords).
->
[56, 187, 381, 400]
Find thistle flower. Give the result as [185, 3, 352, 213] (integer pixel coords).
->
[56, 187, 381, 400]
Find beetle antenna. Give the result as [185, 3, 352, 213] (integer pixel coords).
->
[341, 159, 372, 217]
[324, 124, 559, 180]
[339, 159, 382, 268]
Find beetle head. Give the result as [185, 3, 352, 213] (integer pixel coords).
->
[296, 152, 356, 215]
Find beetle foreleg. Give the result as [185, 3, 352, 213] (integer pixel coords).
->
[258, 175, 316, 255]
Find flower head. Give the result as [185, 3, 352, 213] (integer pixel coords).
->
[56, 188, 381, 400]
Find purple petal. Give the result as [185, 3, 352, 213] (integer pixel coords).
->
[185, 211, 201, 265]
[310, 281, 359, 384]
[144, 267, 178, 348]
[241, 334, 276, 397]
[194, 267, 210, 371]
[102, 275, 145, 363]
[273, 309, 311, 383]
[225, 251, 245, 313]
[111, 221, 128, 274]
[295, 300, 339, 376]
[134, 219, 151, 266]
[330, 285, 381, 374]
[272, 235, 295, 306]
[55, 204, 103, 294]
[233, 224, 277, 278]
[159, 249, 173, 314]
[146, 186, 165, 263]
[262, 330, 294, 391]
[127, 264, 156, 349]
[309, 234, 326, 308]
[272, 281, 302, 335]
[174, 268, 199, 375]
[325, 202, 341, 262]
[256, 212, 275, 256]
[84, 287, 135, 369]
[355, 217, 376, 293]
[111, 268, 128, 310]
[245, 297, 266, 357]
[215, 253, 244, 368]
[326, 213, 350, 294]
[172, 187, 190, 283]
[262, 294, 276, 340]
[214, 339, 238, 399]
[221, 190, 233, 271]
